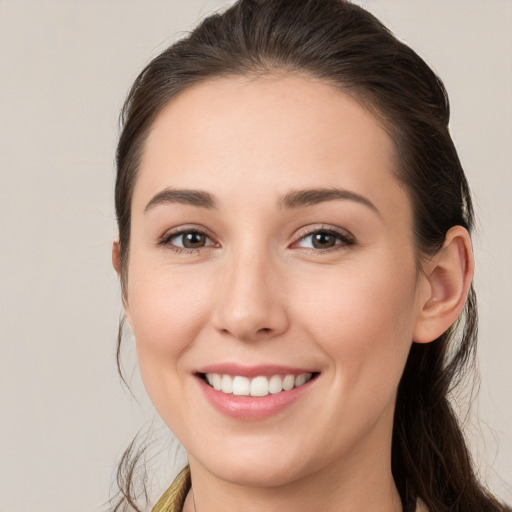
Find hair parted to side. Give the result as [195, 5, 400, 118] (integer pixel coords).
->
[112, 1, 510, 511]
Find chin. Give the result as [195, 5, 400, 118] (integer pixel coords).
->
[213, 462, 305, 488]
[191, 442, 312, 488]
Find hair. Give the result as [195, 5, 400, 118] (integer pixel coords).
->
[112, 1, 510, 511]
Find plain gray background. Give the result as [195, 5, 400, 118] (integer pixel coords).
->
[0, 1, 510, 510]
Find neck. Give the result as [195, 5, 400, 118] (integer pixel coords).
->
[184, 418, 403, 512]
[185, 466, 402, 512]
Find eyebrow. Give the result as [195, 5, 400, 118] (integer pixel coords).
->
[144, 186, 379, 215]
[279, 188, 379, 215]
[145, 188, 216, 212]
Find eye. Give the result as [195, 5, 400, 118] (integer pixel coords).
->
[294, 227, 355, 252]
[161, 228, 216, 252]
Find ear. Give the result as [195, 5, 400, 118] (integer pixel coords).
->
[112, 239, 122, 275]
[413, 226, 474, 343]
[112, 240, 131, 318]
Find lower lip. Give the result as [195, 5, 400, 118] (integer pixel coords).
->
[197, 376, 316, 420]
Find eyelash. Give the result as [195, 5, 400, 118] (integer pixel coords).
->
[158, 225, 355, 255]
[158, 227, 216, 254]
[294, 225, 356, 253]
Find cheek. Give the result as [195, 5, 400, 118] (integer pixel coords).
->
[125, 260, 212, 384]
[293, 260, 418, 389]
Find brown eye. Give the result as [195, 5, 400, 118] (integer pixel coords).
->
[164, 229, 215, 251]
[296, 228, 355, 251]
[181, 231, 207, 248]
[311, 232, 337, 249]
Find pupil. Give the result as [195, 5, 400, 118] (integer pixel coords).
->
[313, 232, 335, 249]
[183, 232, 205, 248]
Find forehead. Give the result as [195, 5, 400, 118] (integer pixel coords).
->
[134, 74, 409, 221]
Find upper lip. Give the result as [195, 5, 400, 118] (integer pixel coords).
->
[195, 363, 318, 378]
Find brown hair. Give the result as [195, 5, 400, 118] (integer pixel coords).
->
[112, 1, 510, 510]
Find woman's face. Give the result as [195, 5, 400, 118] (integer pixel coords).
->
[123, 75, 431, 486]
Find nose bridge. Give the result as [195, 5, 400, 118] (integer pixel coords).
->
[212, 239, 288, 340]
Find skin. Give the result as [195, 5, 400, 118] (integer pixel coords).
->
[113, 75, 473, 512]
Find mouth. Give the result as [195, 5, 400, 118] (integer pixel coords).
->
[195, 366, 320, 420]
[199, 371, 319, 397]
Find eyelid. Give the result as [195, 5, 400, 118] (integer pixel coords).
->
[291, 224, 356, 251]
[158, 225, 218, 252]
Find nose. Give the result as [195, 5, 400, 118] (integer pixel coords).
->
[211, 249, 290, 342]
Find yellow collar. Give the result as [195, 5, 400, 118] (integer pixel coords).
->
[152, 466, 191, 512]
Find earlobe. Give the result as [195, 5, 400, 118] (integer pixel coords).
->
[112, 240, 122, 276]
[413, 226, 474, 343]
[112, 240, 131, 319]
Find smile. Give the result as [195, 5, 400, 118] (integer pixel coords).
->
[196, 366, 319, 420]
[204, 372, 314, 397]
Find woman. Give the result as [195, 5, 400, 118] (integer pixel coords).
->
[111, 0, 510, 511]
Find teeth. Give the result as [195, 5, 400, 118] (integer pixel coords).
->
[204, 372, 313, 397]
[268, 375, 283, 394]
[295, 373, 310, 387]
[211, 373, 221, 391]
[283, 374, 295, 391]
[232, 376, 250, 396]
[221, 374, 233, 394]
[250, 376, 269, 397]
